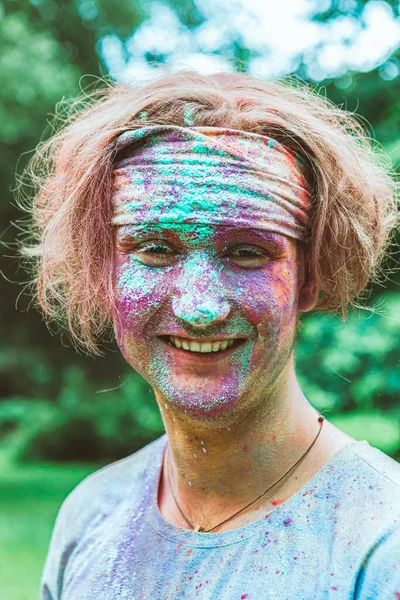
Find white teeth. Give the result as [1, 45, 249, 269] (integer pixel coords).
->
[200, 343, 212, 353]
[169, 336, 238, 353]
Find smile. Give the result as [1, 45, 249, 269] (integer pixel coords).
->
[168, 336, 242, 353]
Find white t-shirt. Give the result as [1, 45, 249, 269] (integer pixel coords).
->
[41, 435, 400, 599]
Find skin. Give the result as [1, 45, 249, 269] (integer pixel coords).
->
[113, 221, 354, 533]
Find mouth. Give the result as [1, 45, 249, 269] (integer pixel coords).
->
[159, 335, 246, 354]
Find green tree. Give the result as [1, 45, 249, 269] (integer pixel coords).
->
[1, 0, 399, 462]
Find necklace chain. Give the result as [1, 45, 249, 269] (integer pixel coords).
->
[165, 414, 324, 533]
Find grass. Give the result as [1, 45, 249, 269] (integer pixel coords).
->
[0, 457, 100, 600]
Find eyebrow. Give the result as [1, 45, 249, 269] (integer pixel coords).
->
[115, 224, 290, 249]
[219, 228, 290, 248]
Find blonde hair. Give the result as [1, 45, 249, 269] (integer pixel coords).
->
[16, 68, 399, 356]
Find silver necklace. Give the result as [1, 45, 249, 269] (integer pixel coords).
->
[165, 414, 324, 533]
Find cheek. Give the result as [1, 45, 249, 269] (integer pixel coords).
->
[112, 255, 169, 346]
[230, 258, 298, 338]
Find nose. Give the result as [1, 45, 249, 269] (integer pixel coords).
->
[172, 256, 231, 327]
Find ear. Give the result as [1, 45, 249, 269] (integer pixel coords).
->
[297, 247, 318, 313]
[298, 279, 319, 312]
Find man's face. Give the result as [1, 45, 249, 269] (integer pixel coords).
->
[112, 222, 305, 420]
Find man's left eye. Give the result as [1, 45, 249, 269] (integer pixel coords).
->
[231, 247, 263, 257]
[227, 245, 270, 266]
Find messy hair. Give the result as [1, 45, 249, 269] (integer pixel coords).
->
[16, 68, 398, 356]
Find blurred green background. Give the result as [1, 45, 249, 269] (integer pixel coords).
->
[0, 1, 399, 598]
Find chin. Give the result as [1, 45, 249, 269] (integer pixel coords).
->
[164, 391, 239, 420]
[151, 371, 257, 423]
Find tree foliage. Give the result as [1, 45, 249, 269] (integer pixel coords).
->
[1, 0, 399, 462]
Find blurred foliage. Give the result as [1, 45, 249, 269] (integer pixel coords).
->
[313, 0, 400, 21]
[296, 292, 400, 458]
[297, 293, 400, 414]
[0, 366, 164, 463]
[0, 0, 399, 465]
[329, 412, 400, 455]
[0, 12, 79, 146]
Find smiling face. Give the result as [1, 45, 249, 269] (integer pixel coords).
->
[113, 222, 310, 421]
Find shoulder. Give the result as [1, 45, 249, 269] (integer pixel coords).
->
[329, 441, 400, 538]
[54, 434, 167, 540]
[41, 434, 166, 599]
[351, 440, 400, 485]
[309, 441, 400, 595]
[348, 440, 400, 502]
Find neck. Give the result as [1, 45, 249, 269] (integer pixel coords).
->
[156, 364, 324, 529]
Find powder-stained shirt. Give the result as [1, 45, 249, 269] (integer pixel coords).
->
[41, 435, 400, 600]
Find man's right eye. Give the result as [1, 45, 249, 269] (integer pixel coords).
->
[131, 242, 178, 266]
[138, 243, 172, 254]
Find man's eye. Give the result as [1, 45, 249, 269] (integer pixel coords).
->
[138, 243, 172, 255]
[231, 248, 263, 257]
[228, 245, 270, 267]
[132, 242, 177, 266]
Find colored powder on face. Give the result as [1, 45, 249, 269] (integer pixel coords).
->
[113, 221, 300, 418]
[111, 128, 303, 417]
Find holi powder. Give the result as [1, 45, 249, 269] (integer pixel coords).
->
[113, 221, 300, 418]
[112, 125, 310, 241]
[111, 125, 309, 419]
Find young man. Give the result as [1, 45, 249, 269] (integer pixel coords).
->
[20, 70, 399, 599]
